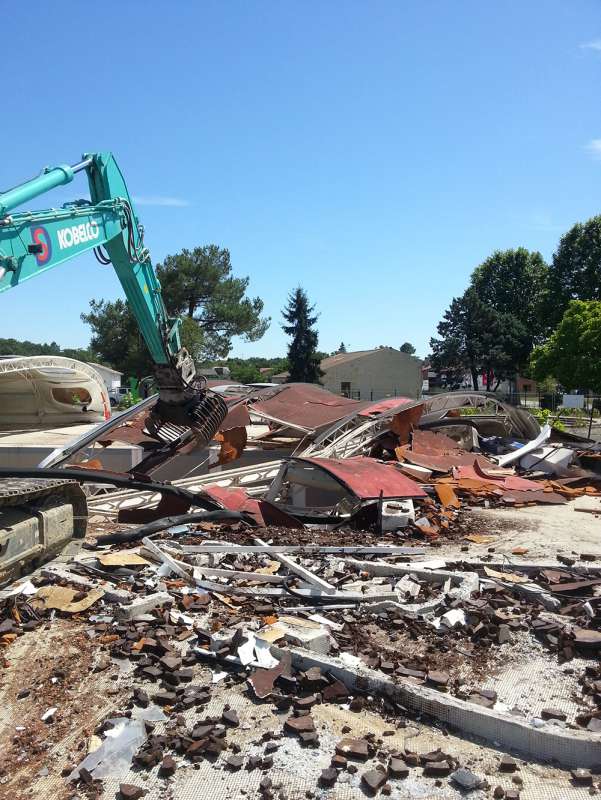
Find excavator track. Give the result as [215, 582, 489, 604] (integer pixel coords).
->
[0, 478, 88, 587]
[0, 477, 79, 508]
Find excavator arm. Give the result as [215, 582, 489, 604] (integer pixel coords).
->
[0, 152, 227, 444]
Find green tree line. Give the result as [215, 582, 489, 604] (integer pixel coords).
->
[0, 338, 94, 363]
[429, 215, 601, 393]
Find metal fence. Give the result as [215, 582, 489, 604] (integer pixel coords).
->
[342, 389, 408, 401]
[500, 391, 601, 413]
[341, 387, 601, 415]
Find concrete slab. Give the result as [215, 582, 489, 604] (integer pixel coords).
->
[438, 501, 601, 562]
[0, 423, 142, 471]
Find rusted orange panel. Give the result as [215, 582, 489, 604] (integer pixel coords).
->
[435, 483, 461, 509]
[214, 426, 247, 465]
[390, 404, 424, 444]
[411, 429, 462, 454]
[298, 456, 427, 499]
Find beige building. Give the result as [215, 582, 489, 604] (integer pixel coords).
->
[273, 347, 422, 400]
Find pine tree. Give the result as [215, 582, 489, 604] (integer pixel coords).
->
[282, 287, 323, 383]
[338, 342, 347, 353]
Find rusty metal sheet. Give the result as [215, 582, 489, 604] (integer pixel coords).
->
[202, 485, 259, 514]
[551, 578, 601, 594]
[358, 397, 413, 417]
[396, 446, 475, 473]
[501, 490, 567, 505]
[97, 409, 158, 446]
[248, 384, 372, 434]
[435, 483, 461, 509]
[296, 456, 427, 500]
[214, 426, 248, 465]
[411, 429, 463, 454]
[390, 404, 424, 444]
[248, 650, 292, 698]
[220, 399, 251, 431]
[201, 485, 302, 528]
[454, 463, 542, 491]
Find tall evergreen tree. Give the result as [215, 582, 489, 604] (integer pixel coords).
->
[338, 342, 347, 353]
[282, 287, 323, 383]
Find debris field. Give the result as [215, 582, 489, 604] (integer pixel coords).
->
[1, 387, 601, 799]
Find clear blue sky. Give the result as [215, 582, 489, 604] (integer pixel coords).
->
[2, 1, 600, 359]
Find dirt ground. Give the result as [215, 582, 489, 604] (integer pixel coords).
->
[437, 500, 601, 562]
[1, 499, 600, 799]
[0, 627, 596, 800]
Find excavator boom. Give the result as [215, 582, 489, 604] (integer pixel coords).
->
[0, 153, 227, 444]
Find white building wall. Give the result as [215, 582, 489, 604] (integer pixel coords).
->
[90, 364, 122, 392]
[321, 349, 422, 400]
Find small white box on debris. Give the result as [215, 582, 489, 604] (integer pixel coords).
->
[380, 499, 414, 531]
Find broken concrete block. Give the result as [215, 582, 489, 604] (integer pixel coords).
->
[277, 620, 331, 654]
[303, 666, 324, 686]
[335, 738, 369, 760]
[381, 499, 415, 531]
[153, 691, 177, 706]
[119, 786, 146, 800]
[541, 708, 567, 722]
[294, 694, 317, 709]
[571, 769, 593, 786]
[222, 708, 239, 727]
[284, 715, 315, 734]
[388, 757, 409, 778]
[322, 679, 349, 702]
[498, 624, 512, 644]
[499, 755, 518, 773]
[361, 768, 387, 794]
[133, 688, 149, 707]
[319, 767, 338, 787]
[427, 670, 449, 688]
[450, 768, 482, 790]
[159, 755, 176, 777]
[192, 723, 215, 740]
[159, 654, 181, 672]
[423, 760, 451, 777]
[116, 592, 173, 620]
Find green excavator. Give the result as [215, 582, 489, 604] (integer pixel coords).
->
[0, 153, 229, 584]
[0, 152, 227, 442]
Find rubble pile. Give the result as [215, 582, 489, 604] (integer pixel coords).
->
[2, 503, 601, 797]
[1, 389, 601, 798]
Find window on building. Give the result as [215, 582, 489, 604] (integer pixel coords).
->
[340, 381, 351, 397]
